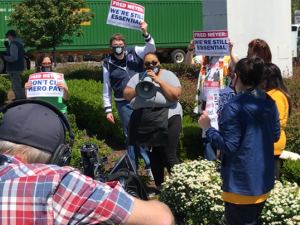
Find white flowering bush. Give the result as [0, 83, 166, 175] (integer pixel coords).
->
[159, 159, 226, 224]
[159, 160, 300, 225]
[261, 181, 300, 225]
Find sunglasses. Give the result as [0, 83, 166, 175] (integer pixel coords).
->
[144, 61, 159, 67]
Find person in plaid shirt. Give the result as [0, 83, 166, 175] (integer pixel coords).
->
[0, 100, 175, 225]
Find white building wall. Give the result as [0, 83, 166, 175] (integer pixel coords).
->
[202, 0, 292, 77]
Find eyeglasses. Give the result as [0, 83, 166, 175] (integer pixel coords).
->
[41, 62, 52, 66]
[144, 61, 159, 67]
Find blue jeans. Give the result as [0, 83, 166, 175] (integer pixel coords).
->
[115, 101, 150, 170]
[201, 135, 217, 161]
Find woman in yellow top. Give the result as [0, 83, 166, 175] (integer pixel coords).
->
[260, 63, 292, 181]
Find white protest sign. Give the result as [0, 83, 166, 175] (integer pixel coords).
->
[202, 87, 235, 138]
[193, 30, 229, 56]
[106, 0, 144, 30]
[27, 72, 64, 98]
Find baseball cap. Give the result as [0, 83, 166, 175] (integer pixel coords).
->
[0, 103, 65, 153]
[5, 30, 16, 38]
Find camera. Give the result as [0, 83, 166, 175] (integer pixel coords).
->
[80, 143, 148, 200]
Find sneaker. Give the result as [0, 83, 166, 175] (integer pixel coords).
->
[145, 169, 154, 181]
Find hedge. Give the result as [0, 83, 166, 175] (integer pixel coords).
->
[0, 75, 11, 103]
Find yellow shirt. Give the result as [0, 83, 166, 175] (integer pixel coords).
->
[267, 90, 289, 155]
[222, 191, 270, 204]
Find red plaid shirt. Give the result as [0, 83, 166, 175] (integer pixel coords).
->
[0, 155, 134, 224]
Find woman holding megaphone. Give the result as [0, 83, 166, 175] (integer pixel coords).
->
[123, 53, 182, 193]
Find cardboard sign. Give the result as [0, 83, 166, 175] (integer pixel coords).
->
[106, 0, 144, 30]
[27, 72, 64, 98]
[194, 30, 230, 56]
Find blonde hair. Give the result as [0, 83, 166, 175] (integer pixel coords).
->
[0, 141, 52, 164]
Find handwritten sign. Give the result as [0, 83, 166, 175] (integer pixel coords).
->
[106, 0, 144, 30]
[194, 30, 229, 56]
[27, 72, 64, 98]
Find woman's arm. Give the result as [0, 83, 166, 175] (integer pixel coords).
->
[229, 39, 239, 67]
[57, 81, 69, 100]
[199, 103, 242, 155]
[185, 40, 196, 66]
[147, 70, 181, 102]
[123, 86, 137, 101]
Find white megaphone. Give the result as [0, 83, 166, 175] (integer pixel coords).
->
[135, 71, 157, 99]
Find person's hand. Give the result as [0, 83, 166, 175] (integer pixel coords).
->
[229, 39, 234, 52]
[24, 82, 33, 90]
[57, 82, 68, 91]
[4, 41, 9, 48]
[201, 103, 205, 111]
[198, 110, 211, 130]
[106, 113, 115, 124]
[140, 21, 148, 36]
[189, 40, 195, 50]
[146, 70, 161, 84]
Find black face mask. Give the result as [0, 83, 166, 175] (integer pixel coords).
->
[144, 66, 161, 75]
[41, 66, 52, 72]
[112, 46, 124, 55]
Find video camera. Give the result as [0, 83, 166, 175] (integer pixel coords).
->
[80, 143, 148, 200]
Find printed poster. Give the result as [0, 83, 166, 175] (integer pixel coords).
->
[27, 72, 64, 98]
[202, 87, 235, 138]
[193, 30, 229, 56]
[106, 0, 145, 30]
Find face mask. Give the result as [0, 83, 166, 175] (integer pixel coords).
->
[144, 66, 161, 75]
[41, 66, 52, 72]
[112, 46, 124, 55]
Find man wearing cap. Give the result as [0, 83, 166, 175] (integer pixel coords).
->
[0, 101, 175, 225]
[4, 30, 26, 100]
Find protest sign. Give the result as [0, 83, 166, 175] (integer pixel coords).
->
[202, 87, 234, 138]
[27, 72, 64, 98]
[193, 30, 229, 56]
[106, 0, 144, 30]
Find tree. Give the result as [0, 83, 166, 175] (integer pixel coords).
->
[7, 0, 95, 66]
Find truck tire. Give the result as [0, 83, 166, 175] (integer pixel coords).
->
[0, 57, 4, 73]
[170, 49, 186, 64]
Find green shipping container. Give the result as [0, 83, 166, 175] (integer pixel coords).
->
[0, 0, 202, 64]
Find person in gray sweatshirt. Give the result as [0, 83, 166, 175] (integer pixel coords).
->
[4, 30, 26, 100]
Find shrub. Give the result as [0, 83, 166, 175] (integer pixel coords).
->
[0, 76, 11, 103]
[285, 108, 300, 153]
[65, 79, 124, 143]
[160, 160, 300, 225]
[176, 116, 203, 162]
[22, 69, 35, 86]
[280, 159, 300, 186]
[284, 68, 300, 109]
[159, 160, 226, 225]
[260, 181, 300, 224]
[57, 63, 103, 82]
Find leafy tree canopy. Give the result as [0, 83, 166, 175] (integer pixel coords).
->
[7, 0, 95, 52]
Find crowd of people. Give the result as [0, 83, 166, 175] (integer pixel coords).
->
[0, 23, 292, 224]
